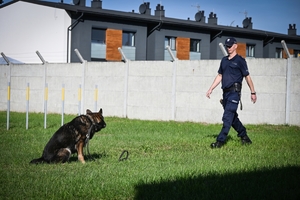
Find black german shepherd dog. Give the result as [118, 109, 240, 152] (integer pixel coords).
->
[30, 108, 106, 164]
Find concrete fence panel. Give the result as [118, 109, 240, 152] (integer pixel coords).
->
[0, 58, 299, 126]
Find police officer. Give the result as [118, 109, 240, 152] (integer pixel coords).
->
[206, 37, 257, 148]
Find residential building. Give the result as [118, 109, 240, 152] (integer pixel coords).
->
[0, 0, 299, 63]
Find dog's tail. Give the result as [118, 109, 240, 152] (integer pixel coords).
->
[30, 157, 45, 164]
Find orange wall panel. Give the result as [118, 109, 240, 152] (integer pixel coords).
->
[237, 43, 246, 58]
[176, 37, 190, 60]
[106, 29, 122, 61]
[283, 48, 294, 58]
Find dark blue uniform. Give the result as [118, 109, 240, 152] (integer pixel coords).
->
[216, 54, 249, 142]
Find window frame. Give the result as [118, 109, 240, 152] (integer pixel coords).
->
[122, 31, 136, 47]
[91, 27, 107, 61]
[165, 36, 176, 50]
[246, 44, 255, 57]
[275, 48, 283, 58]
[91, 28, 106, 44]
[190, 39, 201, 52]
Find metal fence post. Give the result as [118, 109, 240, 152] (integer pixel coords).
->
[36, 51, 49, 129]
[166, 46, 177, 62]
[7, 82, 11, 130]
[1, 52, 11, 65]
[165, 46, 178, 120]
[118, 47, 129, 63]
[26, 83, 30, 130]
[2, 53, 12, 130]
[118, 47, 130, 118]
[218, 43, 228, 56]
[36, 51, 47, 64]
[74, 49, 86, 115]
[94, 85, 98, 111]
[281, 40, 292, 125]
[78, 84, 82, 116]
[61, 84, 65, 126]
[44, 83, 48, 129]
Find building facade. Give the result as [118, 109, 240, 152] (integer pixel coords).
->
[1, 0, 300, 63]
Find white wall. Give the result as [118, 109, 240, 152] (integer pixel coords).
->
[0, 1, 70, 63]
[1, 58, 299, 126]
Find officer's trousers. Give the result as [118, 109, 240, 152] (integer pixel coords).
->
[217, 91, 247, 142]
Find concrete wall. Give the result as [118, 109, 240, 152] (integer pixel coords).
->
[0, 58, 299, 126]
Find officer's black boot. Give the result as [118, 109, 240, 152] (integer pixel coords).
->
[210, 141, 224, 148]
[241, 135, 252, 145]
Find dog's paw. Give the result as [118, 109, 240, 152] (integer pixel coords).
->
[78, 155, 86, 164]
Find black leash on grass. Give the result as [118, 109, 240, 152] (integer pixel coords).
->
[85, 123, 129, 162]
[84, 148, 129, 162]
[119, 150, 129, 161]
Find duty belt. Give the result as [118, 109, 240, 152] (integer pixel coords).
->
[223, 83, 241, 93]
[223, 83, 243, 110]
[223, 86, 235, 93]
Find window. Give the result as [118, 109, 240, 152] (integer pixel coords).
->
[190, 39, 200, 52]
[122, 31, 135, 46]
[275, 48, 283, 58]
[91, 28, 106, 60]
[165, 37, 176, 50]
[91, 28, 105, 44]
[121, 31, 136, 60]
[246, 44, 255, 57]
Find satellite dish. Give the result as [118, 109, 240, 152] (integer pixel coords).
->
[195, 11, 203, 22]
[243, 18, 250, 28]
[139, 4, 147, 14]
[73, 0, 80, 5]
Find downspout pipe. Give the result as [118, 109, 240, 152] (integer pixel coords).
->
[211, 30, 223, 42]
[264, 37, 274, 46]
[148, 20, 163, 36]
[67, 13, 84, 63]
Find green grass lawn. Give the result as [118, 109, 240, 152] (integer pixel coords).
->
[0, 111, 299, 199]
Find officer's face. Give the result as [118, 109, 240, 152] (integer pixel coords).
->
[226, 44, 237, 54]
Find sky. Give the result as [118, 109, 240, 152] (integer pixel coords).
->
[2, 0, 300, 34]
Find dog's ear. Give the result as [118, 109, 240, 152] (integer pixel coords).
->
[86, 109, 92, 114]
[99, 108, 103, 115]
